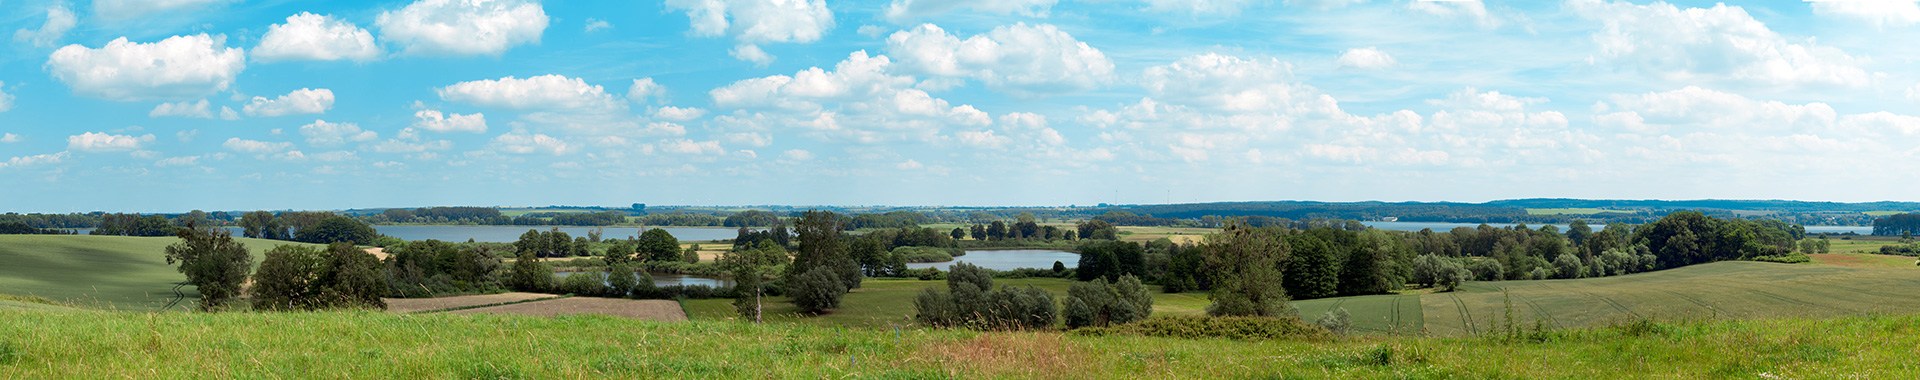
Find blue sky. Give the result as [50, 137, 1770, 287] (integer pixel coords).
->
[3, 0, 1920, 212]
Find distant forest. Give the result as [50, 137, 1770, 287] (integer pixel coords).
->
[3, 199, 1917, 234]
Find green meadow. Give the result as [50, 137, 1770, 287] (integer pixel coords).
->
[0, 235, 322, 312]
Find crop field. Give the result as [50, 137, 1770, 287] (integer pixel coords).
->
[1525, 208, 1631, 215]
[1115, 226, 1214, 244]
[1863, 211, 1912, 216]
[0, 235, 323, 312]
[497, 209, 598, 217]
[1810, 253, 1918, 268]
[1418, 261, 1920, 336]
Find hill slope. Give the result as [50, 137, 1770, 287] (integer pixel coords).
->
[0, 235, 320, 312]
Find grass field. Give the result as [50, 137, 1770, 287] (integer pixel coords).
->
[1525, 208, 1632, 215]
[0, 235, 322, 312]
[4, 308, 1918, 378]
[685, 278, 1210, 329]
[1863, 211, 1913, 216]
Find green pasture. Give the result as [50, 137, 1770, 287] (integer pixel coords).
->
[1863, 211, 1912, 216]
[0, 235, 322, 312]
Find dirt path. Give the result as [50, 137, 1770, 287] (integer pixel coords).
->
[384, 292, 557, 313]
[446, 297, 687, 321]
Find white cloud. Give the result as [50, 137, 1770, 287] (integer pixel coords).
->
[628, 78, 665, 104]
[884, 0, 1056, 23]
[154, 156, 201, 167]
[641, 122, 689, 137]
[45, 34, 247, 101]
[654, 106, 709, 121]
[254, 12, 384, 63]
[1570, 0, 1870, 88]
[13, 5, 77, 47]
[375, 0, 549, 57]
[1595, 86, 1837, 133]
[1141, 0, 1257, 16]
[67, 132, 156, 152]
[1286, 0, 1365, 10]
[150, 99, 214, 118]
[708, 51, 994, 142]
[368, 138, 454, 153]
[0, 152, 68, 169]
[723, 132, 773, 147]
[438, 75, 623, 112]
[1811, 0, 1920, 30]
[1408, 0, 1502, 29]
[93, 0, 227, 21]
[730, 43, 776, 66]
[0, 134, 20, 143]
[1336, 47, 1396, 69]
[885, 23, 1114, 95]
[858, 25, 890, 37]
[659, 139, 725, 155]
[1430, 87, 1545, 112]
[491, 131, 572, 155]
[1141, 53, 1340, 114]
[310, 151, 359, 162]
[584, 18, 612, 33]
[956, 129, 1011, 149]
[896, 159, 923, 169]
[781, 149, 814, 160]
[1908, 84, 1920, 104]
[299, 119, 378, 146]
[0, 81, 11, 112]
[220, 107, 240, 120]
[176, 130, 200, 142]
[223, 138, 294, 154]
[412, 109, 488, 133]
[664, 0, 834, 44]
[243, 88, 335, 117]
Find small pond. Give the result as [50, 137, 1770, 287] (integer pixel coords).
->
[553, 271, 734, 287]
[906, 249, 1079, 271]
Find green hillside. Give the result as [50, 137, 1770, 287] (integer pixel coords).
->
[0, 235, 321, 312]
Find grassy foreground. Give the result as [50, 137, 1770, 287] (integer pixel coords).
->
[3, 309, 1918, 378]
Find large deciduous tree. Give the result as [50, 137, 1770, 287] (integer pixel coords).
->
[1202, 223, 1292, 317]
[164, 225, 254, 311]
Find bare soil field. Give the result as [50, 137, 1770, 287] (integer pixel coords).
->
[447, 297, 687, 321]
[383, 292, 558, 313]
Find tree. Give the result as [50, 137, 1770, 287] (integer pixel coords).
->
[1076, 240, 1145, 282]
[1203, 223, 1291, 317]
[723, 241, 789, 322]
[1283, 235, 1339, 300]
[318, 242, 386, 309]
[1411, 254, 1469, 291]
[913, 262, 1056, 329]
[850, 237, 889, 277]
[970, 224, 987, 240]
[791, 266, 847, 313]
[506, 251, 553, 292]
[1567, 220, 1593, 247]
[295, 216, 378, 245]
[682, 244, 702, 263]
[607, 262, 638, 298]
[164, 225, 254, 311]
[636, 228, 681, 262]
[240, 211, 284, 239]
[790, 210, 859, 290]
[1078, 220, 1117, 240]
[987, 221, 1008, 240]
[252, 245, 326, 311]
[1063, 275, 1153, 329]
[1338, 230, 1397, 296]
[1014, 221, 1040, 239]
[514, 230, 545, 257]
[950, 227, 966, 240]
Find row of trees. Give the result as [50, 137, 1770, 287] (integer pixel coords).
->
[164, 227, 386, 311]
[1873, 213, 1920, 236]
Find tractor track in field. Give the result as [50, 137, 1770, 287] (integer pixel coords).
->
[1449, 293, 1477, 335]
[1577, 291, 1639, 319]
[1657, 289, 1724, 316]
[1745, 289, 1851, 313]
[1389, 295, 1403, 330]
[1518, 296, 1561, 330]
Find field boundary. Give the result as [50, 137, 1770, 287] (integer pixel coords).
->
[411, 295, 570, 314]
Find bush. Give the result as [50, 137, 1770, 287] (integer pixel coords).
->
[1063, 275, 1153, 329]
[892, 246, 957, 263]
[607, 264, 638, 297]
[1070, 316, 1330, 341]
[1315, 308, 1352, 335]
[914, 262, 1056, 330]
[252, 243, 385, 311]
[560, 271, 609, 296]
[790, 267, 847, 313]
[506, 252, 554, 293]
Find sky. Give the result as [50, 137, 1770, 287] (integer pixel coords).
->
[3, 0, 1920, 213]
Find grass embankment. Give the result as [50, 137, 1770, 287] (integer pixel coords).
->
[0, 235, 323, 312]
[3, 309, 1918, 378]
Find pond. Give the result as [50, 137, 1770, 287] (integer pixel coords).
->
[906, 249, 1079, 272]
[553, 271, 734, 288]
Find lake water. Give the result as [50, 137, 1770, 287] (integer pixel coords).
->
[554, 271, 734, 288]
[1805, 226, 1872, 235]
[69, 226, 750, 243]
[1363, 221, 1573, 232]
[907, 249, 1079, 271]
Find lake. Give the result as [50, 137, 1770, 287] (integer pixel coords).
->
[554, 271, 734, 288]
[68, 226, 751, 243]
[907, 249, 1079, 271]
[1363, 221, 1572, 232]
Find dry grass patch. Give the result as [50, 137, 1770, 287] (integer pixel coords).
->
[447, 297, 687, 321]
[384, 292, 559, 313]
[925, 332, 1084, 379]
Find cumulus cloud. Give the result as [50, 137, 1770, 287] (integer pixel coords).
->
[729, 43, 776, 66]
[150, 99, 214, 118]
[781, 149, 814, 160]
[491, 131, 572, 155]
[0, 134, 20, 143]
[708, 51, 992, 142]
[1285, 0, 1366, 10]
[412, 109, 488, 133]
[68, 132, 156, 152]
[0, 82, 11, 112]
[884, 0, 1056, 23]
[1141, 53, 1340, 114]
[1336, 47, 1396, 69]
[659, 139, 725, 155]
[1811, 0, 1920, 30]
[154, 156, 202, 167]
[299, 119, 378, 146]
[628, 78, 665, 104]
[654, 106, 708, 121]
[584, 18, 612, 32]
[665, 0, 834, 44]
[1593, 86, 1838, 133]
[1570, 0, 1870, 88]
[368, 138, 454, 153]
[1141, 0, 1258, 16]
[93, 0, 228, 21]
[438, 75, 623, 112]
[45, 34, 247, 101]
[243, 88, 335, 117]
[885, 23, 1114, 95]
[1408, 0, 1503, 29]
[223, 138, 294, 154]
[0, 152, 68, 169]
[13, 5, 77, 47]
[375, 0, 549, 57]
[254, 12, 384, 63]
[1430, 87, 1546, 112]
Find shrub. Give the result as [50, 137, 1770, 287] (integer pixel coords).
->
[1063, 275, 1153, 329]
[251, 243, 385, 311]
[1070, 316, 1330, 341]
[892, 246, 956, 263]
[1314, 307, 1352, 335]
[790, 266, 847, 313]
[560, 271, 609, 296]
[914, 262, 1056, 330]
[506, 252, 554, 293]
[607, 264, 638, 297]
